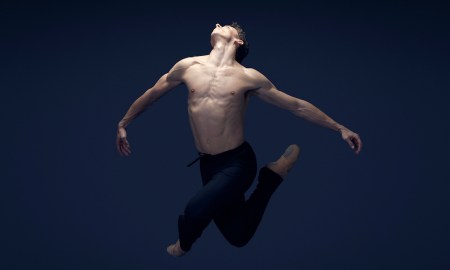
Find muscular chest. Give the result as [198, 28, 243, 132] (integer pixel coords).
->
[184, 65, 251, 100]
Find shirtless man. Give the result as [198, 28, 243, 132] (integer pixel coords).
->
[116, 22, 362, 257]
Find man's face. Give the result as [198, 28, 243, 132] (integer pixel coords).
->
[211, 23, 239, 40]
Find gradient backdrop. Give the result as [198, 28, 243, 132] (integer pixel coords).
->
[2, 0, 449, 269]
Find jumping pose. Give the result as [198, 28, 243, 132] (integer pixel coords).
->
[116, 22, 362, 257]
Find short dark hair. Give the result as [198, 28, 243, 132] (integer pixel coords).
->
[231, 22, 249, 63]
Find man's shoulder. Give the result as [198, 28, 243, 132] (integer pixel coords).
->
[192, 55, 209, 61]
[173, 55, 207, 69]
[173, 57, 196, 68]
[241, 67, 272, 90]
[167, 56, 207, 81]
[242, 67, 265, 80]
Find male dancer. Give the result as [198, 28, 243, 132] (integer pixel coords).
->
[116, 22, 362, 257]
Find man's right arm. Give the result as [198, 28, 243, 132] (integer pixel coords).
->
[117, 57, 193, 128]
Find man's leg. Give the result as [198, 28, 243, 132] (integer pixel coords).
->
[167, 166, 253, 257]
[213, 144, 300, 247]
[166, 239, 186, 257]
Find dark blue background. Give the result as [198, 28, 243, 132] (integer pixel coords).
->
[2, 0, 449, 269]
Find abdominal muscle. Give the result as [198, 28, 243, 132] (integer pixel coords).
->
[188, 96, 246, 155]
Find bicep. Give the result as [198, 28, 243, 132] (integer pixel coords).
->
[253, 86, 299, 110]
[154, 73, 183, 92]
[140, 73, 182, 101]
[247, 68, 302, 111]
[143, 57, 192, 96]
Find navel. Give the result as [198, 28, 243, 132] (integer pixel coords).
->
[190, 89, 196, 93]
[231, 91, 236, 95]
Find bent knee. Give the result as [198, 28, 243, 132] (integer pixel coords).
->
[227, 237, 250, 248]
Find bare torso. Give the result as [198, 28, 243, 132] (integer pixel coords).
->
[181, 56, 257, 154]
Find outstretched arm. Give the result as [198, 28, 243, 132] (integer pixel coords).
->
[248, 68, 362, 154]
[116, 57, 193, 156]
[117, 58, 192, 128]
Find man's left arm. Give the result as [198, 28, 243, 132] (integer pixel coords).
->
[248, 69, 362, 154]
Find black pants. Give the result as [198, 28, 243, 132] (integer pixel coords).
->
[178, 141, 283, 251]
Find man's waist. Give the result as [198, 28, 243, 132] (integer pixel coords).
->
[187, 140, 249, 167]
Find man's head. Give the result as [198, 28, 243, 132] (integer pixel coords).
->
[230, 22, 249, 63]
[210, 22, 249, 63]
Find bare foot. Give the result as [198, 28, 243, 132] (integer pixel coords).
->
[266, 144, 300, 178]
[167, 239, 187, 257]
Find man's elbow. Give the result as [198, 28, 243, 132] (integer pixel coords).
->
[291, 99, 307, 116]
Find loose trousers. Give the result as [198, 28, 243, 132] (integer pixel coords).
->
[178, 141, 283, 251]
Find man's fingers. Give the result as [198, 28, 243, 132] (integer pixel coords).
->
[346, 138, 355, 150]
[117, 137, 131, 156]
[124, 140, 130, 148]
[116, 141, 121, 155]
[123, 140, 131, 155]
[122, 139, 131, 151]
[123, 146, 130, 156]
[124, 144, 131, 155]
[353, 136, 361, 151]
[117, 139, 125, 156]
[342, 131, 362, 155]
[118, 143, 125, 155]
[120, 144, 130, 156]
[352, 138, 359, 154]
[351, 137, 362, 154]
[356, 137, 363, 154]
[117, 127, 130, 156]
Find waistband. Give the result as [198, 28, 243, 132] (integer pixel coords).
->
[186, 141, 250, 167]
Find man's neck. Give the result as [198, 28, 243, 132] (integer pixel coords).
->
[208, 40, 236, 67]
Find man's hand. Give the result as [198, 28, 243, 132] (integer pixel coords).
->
[117, 127, 131, 156]
[339, 127, 362, 155]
